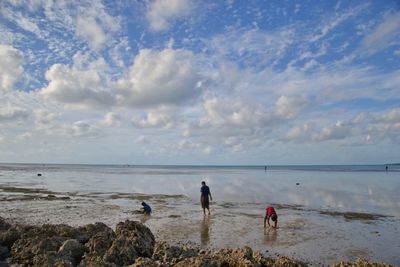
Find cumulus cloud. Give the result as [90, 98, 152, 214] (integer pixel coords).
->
[315, 121, 354, 141]
[100, 112, 122, 126]
[200, 95, 308, 129]
[146, 0, 195, 31]
[132, 107, 176, 128]
[284, 123, 316, 142]
[284, 108, 400, 144]
[40, 59, 114, 109]
[0, 45, 24, 91]
[275, 95, 310, 119]
[117, 48, 203, 107]
[362, 11, 400, 53]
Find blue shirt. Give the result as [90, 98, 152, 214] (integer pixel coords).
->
[142, 203, 152, 214]
[201, 185, 210, 197]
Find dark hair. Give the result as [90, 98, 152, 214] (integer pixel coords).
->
[201, 181, 206, 185]
[141, 202, 146, 206]
[271, 214, 277, 222]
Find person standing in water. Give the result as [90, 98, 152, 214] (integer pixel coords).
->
[200, 181, 212, 215]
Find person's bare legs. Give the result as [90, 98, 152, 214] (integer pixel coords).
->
[203, 208, 206, 215]
[207, 208, 211, 215]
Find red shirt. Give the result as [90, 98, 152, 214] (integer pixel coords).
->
[266, 206, 276, 217]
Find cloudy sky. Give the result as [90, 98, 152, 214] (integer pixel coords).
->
[0, 0, 399, 165]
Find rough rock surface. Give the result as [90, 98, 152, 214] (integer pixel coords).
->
[0, 216, 395, 267]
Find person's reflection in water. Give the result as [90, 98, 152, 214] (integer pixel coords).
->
[263, 227, 278, 246]
[200, 217, 211, 246]
[140, 214, 151, 224]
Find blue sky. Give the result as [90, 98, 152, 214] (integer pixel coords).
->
[0, 0, 399, 165]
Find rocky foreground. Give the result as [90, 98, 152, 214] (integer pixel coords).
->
[0, 217, 394, 267]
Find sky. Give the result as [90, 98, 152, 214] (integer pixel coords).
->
[0, 0, 399, 165]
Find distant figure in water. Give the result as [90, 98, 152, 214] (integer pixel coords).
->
[265, 166, 267, 172]
[386, 165, 388, 172]
[141, 202, 152, 215]
[200, 181, 213, 215]
[264, 206, 278, 228]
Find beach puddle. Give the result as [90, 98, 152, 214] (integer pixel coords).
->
[319, 210, 387, 221]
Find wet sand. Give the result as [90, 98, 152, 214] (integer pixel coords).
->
[1, 185, 399, 266]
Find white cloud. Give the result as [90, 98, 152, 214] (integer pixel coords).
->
[200, 95, 308, 130]
[284, 123, 316, 142]
[134, 135, 151, 144]
[362, 11, 400, 53]
[16, 131, 32, 141]
[117, 48, 203, 107]
[100, 112, 122, 126]
[200, 97, 268, 128]
[309, 10, 356, 42]
[34, 109, 59, 125]
[315, 121, 354, 141]
[76, 16, 107, 50]
[40, 58, 114, 109]
[209, 28, 294, 67]
[0, 106, 29, 123]
[284, 108, 400, 145]
[275, 95, 310, 119]
[56, 121, 100, 137]
[0, 45, 24, 91]
[132, 107, 175, 129]
[146, 0, 195, 31]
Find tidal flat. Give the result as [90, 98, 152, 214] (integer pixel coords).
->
[0, 164, 399, 265]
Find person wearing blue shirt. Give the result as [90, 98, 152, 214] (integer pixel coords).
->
[141, 202, 152, 215]
[200, 181, 213, 215]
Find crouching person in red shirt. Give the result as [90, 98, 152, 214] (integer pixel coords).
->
[264, 206, 278, 228]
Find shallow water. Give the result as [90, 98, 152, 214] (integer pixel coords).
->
[0, 164, 399, 265]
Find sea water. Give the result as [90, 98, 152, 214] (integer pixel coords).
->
[0, 164, 399, 265]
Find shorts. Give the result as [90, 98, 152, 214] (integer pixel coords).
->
[201, 196, 209, 209]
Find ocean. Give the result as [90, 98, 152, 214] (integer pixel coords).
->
[1, 164, 399, 265]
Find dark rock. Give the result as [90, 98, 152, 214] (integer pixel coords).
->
[130, 257, 160, 267]
[78, 255, 117, 267]
[58, 239, 86, 266]
[152, 241, 198, 264]
[85, 230, 116, 256]
[0, 227, 22, 250]
[0, 245, 9, 261]
[77, 222, 113, 243]
[22, 224, 78, 240]
[11, 236, 67, 265]
[103, 237, 138, 266]
[114, 220, 155, 257]
[100, 220, 155, 266]
[0, 218, 11, 231]
[37, 173, 42, 176]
